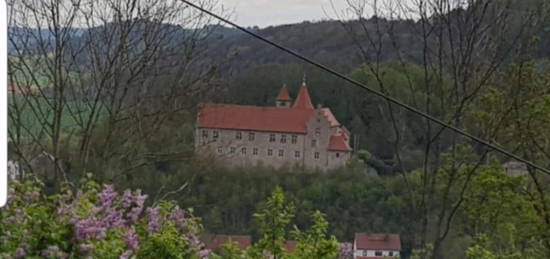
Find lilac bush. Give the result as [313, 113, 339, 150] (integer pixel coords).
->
[339, 242, 353, 259]
[0, 175, 208, 258]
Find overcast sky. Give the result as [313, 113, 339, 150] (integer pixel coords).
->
[220, 0, 351, 28]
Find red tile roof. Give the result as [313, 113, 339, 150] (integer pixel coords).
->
[292, 83, 314, 109]
[198, 104, 315, 134]
[276, 84, 292, 101]
[355, 233, 401, 251]
[322, 108, 340, 127]
[204, 235, 252, 251]
[329, 135, 352, 152]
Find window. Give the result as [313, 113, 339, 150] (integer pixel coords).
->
[253, 148, 258, 155]
[278, 149, 284, 157]
[389, 251, 394, 256]
[295, 151, 300, 158]
[236, 132, 242, 140]
[241, 147, 246, 155]
[281, 134, 287, 143]
[311, 139, 317, 147]
[269, 134, 276, 142]
[315, 128, 321, 136]
[362, 251, 368, 256]
[230, 147, 236, 154]
[268, 149, 273, 156]
[202, 130, 208, 139]
[249, 132, 255, 141]
[217, 147, 223, 154]
[213, 130, 219, 139]
[375, 251, 383, 256]
[314, 152, 320, 160]
[291, 135, 297, 144]
[336, 152, 340, 158]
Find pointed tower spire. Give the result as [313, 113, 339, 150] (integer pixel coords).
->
[292, 81, 314, 109]
[276, 84, 292, 108]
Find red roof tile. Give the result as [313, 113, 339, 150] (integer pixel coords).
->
[292, 83, 314, 109]
[198, 104, 314, 134]
[322, 108, 340, 127]
[204, 235, 252, 251]
[329, 135, 352, 152]
[276, 84, 292, 101]
[355, 233, 401, 251]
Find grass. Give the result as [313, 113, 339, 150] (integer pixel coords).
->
[8, 95, 105, 138]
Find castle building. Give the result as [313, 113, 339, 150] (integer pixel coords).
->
[195, 83, 352, 170]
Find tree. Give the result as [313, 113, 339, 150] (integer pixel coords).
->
[334, 0, 546, 256]
[7, 0, 224, 188]
[250, 186, 295, 259]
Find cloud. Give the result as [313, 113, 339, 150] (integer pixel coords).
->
[221, 0, 349, 27]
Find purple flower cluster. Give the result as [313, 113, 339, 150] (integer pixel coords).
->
[170, 205, 187, 232]
[70, 185, 148, 242]
[339, 242, 353, 259]
[147, 206, 162, 233]
[4, 181, 208, 258]
[124, 227, 139, 250]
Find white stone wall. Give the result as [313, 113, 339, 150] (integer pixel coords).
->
[196, 128, 307, 168]
[303, 109, 332, 169]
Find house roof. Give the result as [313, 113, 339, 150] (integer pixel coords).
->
[276, 84, 292, 101]
[204, 235, 252, 251]
[321, 108, 340, 127]
[329, 135, 352, 152]
[292, 83, 314, 109]
[354, 233, 401, 251]
[198, 104, 314, 134]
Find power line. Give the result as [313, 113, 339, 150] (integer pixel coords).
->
[180, 0, 550, 175]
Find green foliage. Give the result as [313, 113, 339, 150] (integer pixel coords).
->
[289, 211, 339, 259]
[0, 177, 208, 258]
[251, 186, 295, 258]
